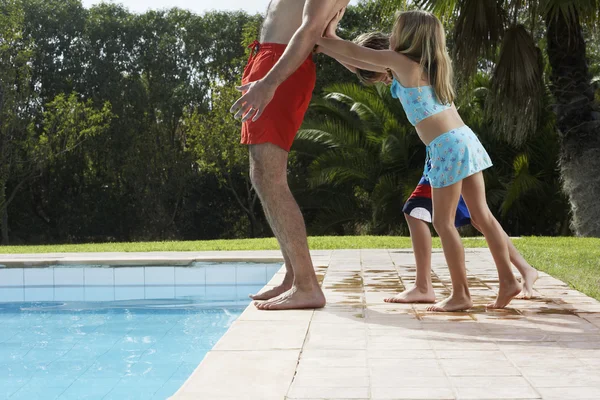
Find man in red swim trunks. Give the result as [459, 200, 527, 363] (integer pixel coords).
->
[230, 0, 350, 310]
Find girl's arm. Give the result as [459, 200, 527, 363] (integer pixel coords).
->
[317, 36, 412, 74]
[319, 46, 387, 73]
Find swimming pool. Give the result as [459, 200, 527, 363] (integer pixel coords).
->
[0, 262, 281, 400]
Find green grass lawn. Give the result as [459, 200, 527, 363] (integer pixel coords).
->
[0, 236, 598, 301]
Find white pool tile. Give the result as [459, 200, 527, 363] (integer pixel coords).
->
[0, 287, 24, 302]
[54, 268, 84, 286]
[84, 268, 114, 286]
[236, 265, 267, 285]
[145, 267, 175, 285]
[175, 285, 205, 298]
[266, 264, 283, 277]
[175, 267, 206, 285]
[24, 268, 53, 286]
[54, 287, 85, 302]
[0, 268, 24, 286]
[24, 287, 53, 301]
[115, 286, 145, 300]
[205, 265, 236, 285]
[85, 286, 116, 302]
[114, 268, 144, 286]
[205, 285, 237, 300]
[236, 285, 264, 301]
[145, 286, 175, 299]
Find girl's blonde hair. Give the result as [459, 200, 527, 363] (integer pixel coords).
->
[390, 10, 455, 104]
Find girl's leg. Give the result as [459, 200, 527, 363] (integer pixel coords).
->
[461, 172, 521, 308]
[472, 220, 539, 299]
[385, 214, 436, 303]
[507, 238, 538, 299]
[428, 181, 473, 312]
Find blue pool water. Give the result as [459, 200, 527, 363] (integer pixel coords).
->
[0, 263, 280, 400]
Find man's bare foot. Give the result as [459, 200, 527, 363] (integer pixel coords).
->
[517, 268, 538, 300]
[385, 286, 436, 304]
[254, 286, 326, 310]
[427, 294, 473, 312]
[249, 281, 292, 301]
[487, 280, 522, 309]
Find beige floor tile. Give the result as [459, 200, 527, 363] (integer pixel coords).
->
[435, 350, 507, 360]
[371, 387, 455, 399]
[368, 349, 437, 359]
[370, 376, 451, 388]
[292, 374, 369, 388]
[294, 366, 368, 378]
[172, 350, 299, 399]
[286, 386, 369, 399]
[440, 359, 521, 377]
[304, 333, 367, 350]
[450, 376, 533, 388]
[454, 386, 540, 399]
[213, 320, 309, 350]
[238, 307, 314, 322]
[536, 387, 600, 400]
[370, 365, 446, 379]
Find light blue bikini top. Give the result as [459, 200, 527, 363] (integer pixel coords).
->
[390, 79, 451, 126]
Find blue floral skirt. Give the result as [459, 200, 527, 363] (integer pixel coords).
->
[425, 125, 493, 188]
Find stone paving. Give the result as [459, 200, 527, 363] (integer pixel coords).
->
[172, 249, 600, 400]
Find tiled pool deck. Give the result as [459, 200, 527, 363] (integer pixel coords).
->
[2, 249, 600, 400]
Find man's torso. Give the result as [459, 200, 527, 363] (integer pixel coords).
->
[260, 0, 350, 44]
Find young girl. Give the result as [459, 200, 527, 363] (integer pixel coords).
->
[319, 29, 539, 305]
[318, 10, 525, 311]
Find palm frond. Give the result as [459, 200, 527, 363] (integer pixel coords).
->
[501, 153, 545, 215]
[298, 118, 366, 149]
[542, 0, 600, 26]
[308, 149, 376, 188]
[451, 0, 507, 81]
[485, 25, 544, 145]
[417, 0, 460, 22]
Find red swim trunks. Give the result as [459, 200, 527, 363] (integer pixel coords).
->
[240, 41, 317, 152]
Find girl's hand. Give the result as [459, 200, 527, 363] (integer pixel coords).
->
[324, 7, 345, 38]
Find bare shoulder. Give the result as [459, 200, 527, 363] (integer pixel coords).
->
[390, 52, 421, 82]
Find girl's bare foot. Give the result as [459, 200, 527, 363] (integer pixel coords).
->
[487, 280, 522, 309]
[254, 285, 326, 310]
[427, 294, 473, 312]
[385, 286, 436, 303]
[517, 268, 539, 299]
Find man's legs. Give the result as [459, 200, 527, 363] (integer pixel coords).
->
[249, 143, 325, 310]
[249, 221, 294, 300]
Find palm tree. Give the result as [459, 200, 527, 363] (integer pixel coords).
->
[294, 82, 424, 235]
[403, 0, 600, 236]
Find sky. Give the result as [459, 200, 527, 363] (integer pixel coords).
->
[81, 0, 360, 15]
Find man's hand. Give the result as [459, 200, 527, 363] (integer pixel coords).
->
[324, 7, 345, 38]
[230, 79, 277, 122]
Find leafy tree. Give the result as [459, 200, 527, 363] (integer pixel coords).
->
[184, 85, 264, 238]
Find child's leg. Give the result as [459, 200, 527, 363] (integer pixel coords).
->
[461, 172, 521, 308]
[506, 238, 538, 299]
[472, 220, 539, 299]
[385, 214, 436, 303]
[428, 182, 473, 312]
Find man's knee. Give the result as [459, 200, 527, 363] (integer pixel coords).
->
[249, 146, 288, 193]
